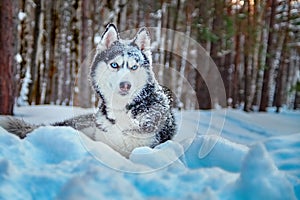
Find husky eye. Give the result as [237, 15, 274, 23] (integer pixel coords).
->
[130, 65, 138, 70]
[110, 62, 119, 69]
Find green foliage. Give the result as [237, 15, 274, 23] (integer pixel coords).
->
[259, 64, 268, 71]
[290, 82, 300, 93]
[224, 16, 235, 48]
[198, 26, 219, 43]
[224, 16, 234, 39]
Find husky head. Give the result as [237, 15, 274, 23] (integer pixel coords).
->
[91, 24, 154, 109]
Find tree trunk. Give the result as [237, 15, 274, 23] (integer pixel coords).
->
[78, 0, 92, 108]
[232, 32, 240, 108]
[294, 82, 300, 110]
[243, 1, 252, 112]
[243, 54, 251, 112]
[0, 0, 15, 115]
[274, 0, 291, 113]
[44, 0, 56, 104]
[259, 0, 276, 112]
[177, 4, 192, 102]
[208, 0, 223, 109]
[28, 0, 42, 104]
[195, 72, 211, 109]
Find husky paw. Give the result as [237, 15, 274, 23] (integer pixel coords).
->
[140, 120, 156, 133]
[95, 113, 113, 132]
[139, 111, 162, 133]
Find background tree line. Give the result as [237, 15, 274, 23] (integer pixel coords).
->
[0, 0, 299, 115]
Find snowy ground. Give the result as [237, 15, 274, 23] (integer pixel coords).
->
[0, 105, 299, 199]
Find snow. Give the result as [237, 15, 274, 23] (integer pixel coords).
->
[1, 105, 300, 199]
[16, 67, 31, 106]
[18, 11, 26, 21]
[14, 53, 23, 63]
[94, 34, 101, 44]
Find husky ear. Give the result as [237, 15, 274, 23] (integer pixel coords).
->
[97, 24, 119, 51]
[134, 27, 152, 65]
[134, 27, 151, 52]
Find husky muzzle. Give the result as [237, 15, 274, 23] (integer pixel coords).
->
[119, 81, 131, 96]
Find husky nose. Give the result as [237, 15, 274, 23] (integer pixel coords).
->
[119, 81, 131, 92]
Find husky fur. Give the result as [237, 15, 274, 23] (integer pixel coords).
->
[0, 24, 176, 157]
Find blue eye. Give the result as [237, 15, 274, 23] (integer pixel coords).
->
[131, 65, 138, 70]
[110, 62, 119, 69]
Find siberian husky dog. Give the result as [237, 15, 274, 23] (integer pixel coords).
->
[0, 24, 176, 157]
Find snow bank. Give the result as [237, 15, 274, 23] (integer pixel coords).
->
[0, 106, 299, 199]
[224, 143, 297, 200]
[183, 135, 248, 172]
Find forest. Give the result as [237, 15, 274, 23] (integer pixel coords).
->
[0, 0, 299, 115]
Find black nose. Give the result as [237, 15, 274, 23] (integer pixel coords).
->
[119, 81, 131, 91]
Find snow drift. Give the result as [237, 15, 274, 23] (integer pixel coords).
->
[0, 106, 299, 199]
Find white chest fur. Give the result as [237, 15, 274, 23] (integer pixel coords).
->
[81, 107, 155, 157]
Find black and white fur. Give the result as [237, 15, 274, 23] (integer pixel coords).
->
[0, 24, 176, 157]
